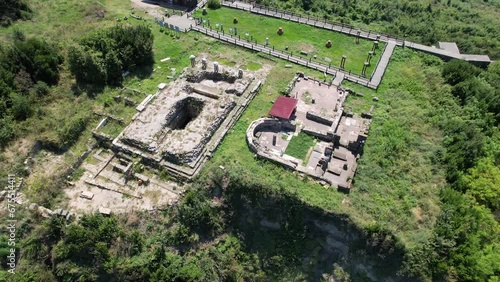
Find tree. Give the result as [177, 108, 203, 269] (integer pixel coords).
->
[31, 81, 50, 97]
[0, 117, 14, 147]
[442, 59, 480, 86]
[301, 0, 314, 10]
[68, 45, 107, 85]
[177, 189, 223, 236]
[482, 61, 500, 89]
[9, 92, 31, 120]
[443, 117, 484, 184]
[432, 188, 500, 281]
[452, 77, 494, 106]
[207, 0, 221, 9]
[7, 38, 63, 85]
[68, 25, 153, 86]
[105, 50, 123, 85]
[462, 157, 500, 211]
[0, 0, 32, 27]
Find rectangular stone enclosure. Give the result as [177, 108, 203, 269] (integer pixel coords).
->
[113, 58, 262, 179]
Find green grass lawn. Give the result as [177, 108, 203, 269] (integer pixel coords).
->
[0, 0, 130, 44]
[193, 7, 386, 77]
[203, 48, 446, 248]
[98, 120, 125, 137]
[285, 133, 315, 160]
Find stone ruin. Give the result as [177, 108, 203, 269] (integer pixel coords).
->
[246, 75, 373, 192]
[113, 57, 263, 179]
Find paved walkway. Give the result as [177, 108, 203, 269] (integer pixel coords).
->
[405, 41, 490, 63]
[369, 40, 396, 88]
[225, 1, 253, 10]
[331, 73, 344, 87]
[164, 14, 196, 32]
[191, 25, 374, 88]
[159, 0, 207, 32]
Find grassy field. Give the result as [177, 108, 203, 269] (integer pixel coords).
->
[263, 0, 500, 59]
[0, 0, 130, 42]
[344, 51, 446, 247]
[193, 7, 385, 76]
[285, 133, 315, 160]
[203, 47, 447, 247]
[0, 0, 334, 198]
[0, 0, 446, 251]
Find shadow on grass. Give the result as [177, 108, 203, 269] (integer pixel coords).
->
[201, 167, 412, 281]
[129, 63, 155, 81]
[71, 82, 106, 99]
[70, 60, 155, 98]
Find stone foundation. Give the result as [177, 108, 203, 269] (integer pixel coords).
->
[112, 57, 265, 179]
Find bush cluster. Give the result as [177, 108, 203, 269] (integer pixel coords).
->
[207, 0, 221, 9]
[0, 36, 63, 147]
[68, 25, 154, 86]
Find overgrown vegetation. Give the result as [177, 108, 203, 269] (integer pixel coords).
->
[0, 0, 31, 27]
[207, 0, 221, 10]
[68, 25, 154, 86]
[0, 0, 499, 281]
[0, 36, 63, 147]
[206, 48, 500, 280]
[407, 60, 500, 281]
[2, 171, 407, 281]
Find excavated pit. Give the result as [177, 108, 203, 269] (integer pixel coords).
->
[166, 97, 205, 130]
[112, 57, 264, 179]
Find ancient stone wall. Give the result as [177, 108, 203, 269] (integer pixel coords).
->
[185, 70, 237, 84]
[162, 100, 236, 164]
[302, 127, 334, 142]
[306, 111, 335, 126]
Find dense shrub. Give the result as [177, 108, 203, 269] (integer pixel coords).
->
[442, 59, 480, 86]
[69, 25, 154, 86]
[12, 28, 25, 41]
[0, 37, 62, 147]
[0, 117, 14, 148]
[68, 45, 107, 85]
[5, 38, 64, 86]
[0, 0, 32, 27]
[207, 0, 221, 9]
[408, 57, 500, 282]
[31, 81, 50, 97]
[9, 92, 32, 120]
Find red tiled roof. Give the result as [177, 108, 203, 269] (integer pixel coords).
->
[269, 96, 298, 119]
